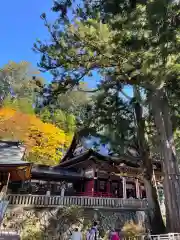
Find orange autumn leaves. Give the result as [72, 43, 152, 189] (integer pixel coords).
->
[0, 108, 73, 165]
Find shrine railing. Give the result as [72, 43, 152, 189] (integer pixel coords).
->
[122, 233, 180, 240]
[6, 194, 148, 210]
[0, 230, 20, 239]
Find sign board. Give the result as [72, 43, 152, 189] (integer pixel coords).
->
[84, 169, 94, 178]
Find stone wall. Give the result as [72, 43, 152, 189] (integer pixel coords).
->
[1, 207, 148, 239]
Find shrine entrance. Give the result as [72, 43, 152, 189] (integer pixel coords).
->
[110, 180, 123, 198]
[126, 181, 136, 198]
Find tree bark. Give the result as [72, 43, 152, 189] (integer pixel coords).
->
[143, 159, 166, 234]
[151, 88, 180, 232]
[133, 95, 165, 234]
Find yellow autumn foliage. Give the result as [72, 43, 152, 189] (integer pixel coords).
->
[0, 107, 73, 165]
[122, 221, 145, 237]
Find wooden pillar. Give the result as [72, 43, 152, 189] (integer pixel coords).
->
[46, 181, 51, 196]
[122, 177, 127, 199]
[107, 177, 111, 197]
[94, 169, 98, 196]
[135, 178, 140, 199]
[61, 183, 66, 197]
[139, 183, 142, 199]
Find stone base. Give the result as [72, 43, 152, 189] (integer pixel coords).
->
[0, 207, 148, 239]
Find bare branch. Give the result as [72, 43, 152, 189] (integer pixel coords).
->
[77, 86, 99, 93]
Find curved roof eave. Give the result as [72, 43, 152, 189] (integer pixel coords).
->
[58, 134, 160, 169]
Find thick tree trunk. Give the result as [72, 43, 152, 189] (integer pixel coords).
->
[143, 158, 166, 234]
[144, 178, 165, 233]
[133, 96, 165, 234]
[151, 88, 180, 232]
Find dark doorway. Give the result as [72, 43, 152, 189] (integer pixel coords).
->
[110, 180, 123, 198]
[126, 182, 136, 198]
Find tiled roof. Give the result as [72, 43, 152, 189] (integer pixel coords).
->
[32, 165, 85, 180]
[59, 134, 161, 170]
[0, 141, 28, 166]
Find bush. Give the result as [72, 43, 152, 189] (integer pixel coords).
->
[122, 221, 145, 237]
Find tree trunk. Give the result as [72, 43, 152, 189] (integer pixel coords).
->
[133, 94, 165, 234]
[141, 141, 165, 234]
[143, 158, 166, 234]
[143, 177, 165, 234]
[151, 88, 180, 232]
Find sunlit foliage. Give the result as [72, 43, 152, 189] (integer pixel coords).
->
[0, 107, 72, 165]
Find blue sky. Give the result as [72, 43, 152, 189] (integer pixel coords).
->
[0, 0, 99, 88]
[0, 0, 55, 82]
[0, 0, 132, 93]
[0, 0, 133, 153]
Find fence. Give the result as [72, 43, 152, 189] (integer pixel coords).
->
[7, 194, 148, 210]
[0, 230, 20, 240]
[123, 234, 180, 240]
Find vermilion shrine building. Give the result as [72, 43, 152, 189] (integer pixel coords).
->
[0, 138, 164, 234]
